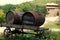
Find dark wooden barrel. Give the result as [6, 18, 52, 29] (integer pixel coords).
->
[6, 10, 24, 25]
[22, 11, 45, 26]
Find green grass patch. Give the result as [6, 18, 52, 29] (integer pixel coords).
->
[51, 31, 60, 40]
[0, 31, 60, 40]
[0, 34, 4, 40]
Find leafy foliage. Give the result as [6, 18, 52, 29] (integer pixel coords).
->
[36, 5, 47, 14]
[0, 31, 60, 40]
[0, 9, 5, 23]
[16, 2, 36, 12]
[16, 2, 47, 14]
[33, 0, 60, 5]
[0, 4, 16, 13]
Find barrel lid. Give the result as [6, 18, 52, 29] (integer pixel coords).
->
[22, 11, 40, 26]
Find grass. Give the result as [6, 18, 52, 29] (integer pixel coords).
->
[44, 21, 60, 29]
[50, 31, 60, 40]
[46, 31, 60, 40]
[0, 31, 60, 40]
[0, 34, 4, 40]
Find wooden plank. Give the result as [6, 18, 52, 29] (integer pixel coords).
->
[10, 25, 49, 30]
[11, 25, 38, 30]
[0, 23, 6, 27]
[0, 24, 49, 31]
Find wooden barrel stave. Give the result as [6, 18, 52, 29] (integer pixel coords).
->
[22, 11, 45, 26]
[6, 11, 24, 25]
[6, 11, 45, 26]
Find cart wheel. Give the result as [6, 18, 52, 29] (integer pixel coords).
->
[4, 29, 12, 40]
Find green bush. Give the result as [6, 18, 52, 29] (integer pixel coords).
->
[0, 9, 5, 23]
[36, 5, 47, 14]
[0, 4, 16, 13]
[16, 2, 47, 14]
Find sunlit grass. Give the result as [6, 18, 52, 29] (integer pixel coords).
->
[44, 21, 60, 29]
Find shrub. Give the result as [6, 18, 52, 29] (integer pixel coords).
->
[0, 9, 5, 23]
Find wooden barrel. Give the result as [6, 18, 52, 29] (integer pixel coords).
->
[6, 10, 24, 25]
[22, 11, 45, 26]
